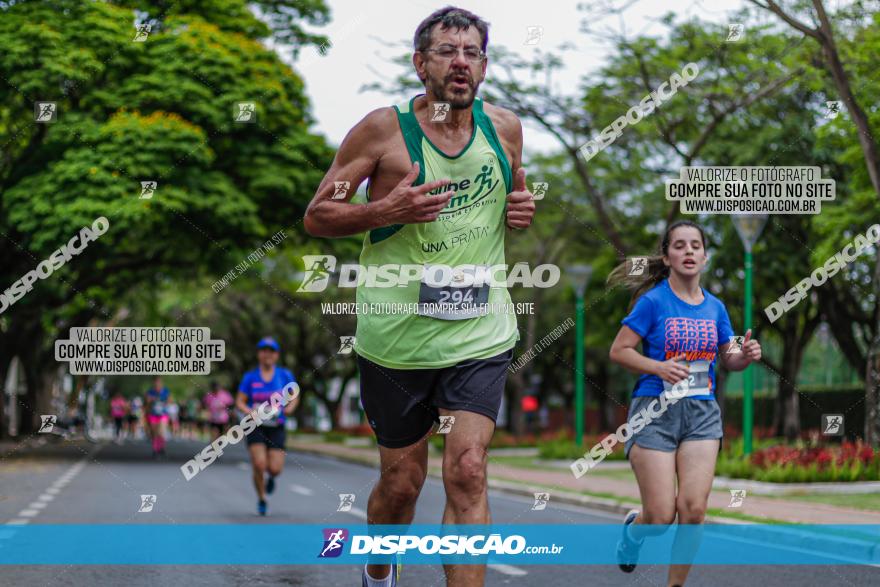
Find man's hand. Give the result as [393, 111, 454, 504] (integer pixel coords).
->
[370, 162, 454, 225]
[506, 168, 536, 229]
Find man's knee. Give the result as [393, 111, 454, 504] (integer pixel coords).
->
[443, 445, 488, 495]
[379, 462, 426, 507]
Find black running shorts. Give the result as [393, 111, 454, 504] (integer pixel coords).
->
[246, 424, 286, 450]
[357, 348, 513, 448]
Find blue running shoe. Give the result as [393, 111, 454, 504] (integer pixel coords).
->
[617, 509, 643, 573]
[257, 499, 267, 516]
[266, 475, 275, 495]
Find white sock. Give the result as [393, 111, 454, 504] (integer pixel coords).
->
[363, 563, 392, 587]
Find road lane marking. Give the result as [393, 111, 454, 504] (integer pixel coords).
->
[5, 519, 29, 526]
[18, 510, 39, 517]
[489, 564, 528, 576]
[289, 484, 314, 496]
[346, 506, 368, 520]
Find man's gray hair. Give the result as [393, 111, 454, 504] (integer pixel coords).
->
[413, 6, 489, 53]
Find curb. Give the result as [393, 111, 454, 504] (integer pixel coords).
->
[290, 442, 880, 561]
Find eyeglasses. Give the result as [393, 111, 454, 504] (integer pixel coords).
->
[422, 44, 486, 63]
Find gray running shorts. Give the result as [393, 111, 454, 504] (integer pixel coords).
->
[624, 395, 723, 458]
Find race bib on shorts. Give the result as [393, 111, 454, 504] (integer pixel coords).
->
[663, 360, 710, 398]
[416, 264, 490, 320]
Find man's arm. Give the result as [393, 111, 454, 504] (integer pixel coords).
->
[486, 105, 535, 229]
[303, 108, 453, 238]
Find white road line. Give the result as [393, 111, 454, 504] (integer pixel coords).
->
[4, 450, 96, 526]
[289, 484, 314, 496]
[345, 506, 368, 520]
[489, 564, 528, 576]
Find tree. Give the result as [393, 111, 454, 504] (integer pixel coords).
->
[0, 0, 332, 436]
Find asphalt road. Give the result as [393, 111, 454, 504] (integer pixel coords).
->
[0, 436, 877, 586]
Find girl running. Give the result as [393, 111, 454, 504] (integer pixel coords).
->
[109, 392, 129, 442]
[145, 377, 172, 458]
[608, 220, 761, 586]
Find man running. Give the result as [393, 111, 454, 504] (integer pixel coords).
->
[235, 337, 299, 516]
[304, 7, 535, 586]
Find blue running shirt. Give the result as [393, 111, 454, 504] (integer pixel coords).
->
[238, 367, 297, 426]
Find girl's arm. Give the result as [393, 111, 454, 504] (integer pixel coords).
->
[719, 329, 762, 371]
[610, 326, 690, 384]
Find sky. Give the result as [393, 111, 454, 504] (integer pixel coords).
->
[285, 0, 748, 154]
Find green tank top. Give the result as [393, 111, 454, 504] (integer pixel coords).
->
[354, 95, 519, 369]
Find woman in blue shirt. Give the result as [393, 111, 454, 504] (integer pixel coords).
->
[235, 337, 300, 516]
[608, 220, 762, 586]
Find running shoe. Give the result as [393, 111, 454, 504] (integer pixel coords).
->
[616, 509, 643, 573]
[257, 499, 267, 516]
[266, 475, 275, 495]
[361, 559, 401, 586]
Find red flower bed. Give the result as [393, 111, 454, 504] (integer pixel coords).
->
[750, 441, 877, 470]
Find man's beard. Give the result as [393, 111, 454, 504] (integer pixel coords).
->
[426, 73, 481, 109]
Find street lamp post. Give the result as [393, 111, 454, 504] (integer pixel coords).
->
[567, 265, 593, 447]
[731, 214, 768, 456]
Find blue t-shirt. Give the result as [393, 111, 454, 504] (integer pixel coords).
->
[621, 279, 734, 400]
[146, 387, 170, 416]
[238, 367, 297, 426]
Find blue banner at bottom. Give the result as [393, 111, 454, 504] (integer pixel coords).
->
[0, 524, 878, 565]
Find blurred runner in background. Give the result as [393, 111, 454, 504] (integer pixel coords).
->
[145, 377, 171, 458]
[109, 391, 129, 443]
[128, 395, 144, 439]
[204, 381, 234, 440]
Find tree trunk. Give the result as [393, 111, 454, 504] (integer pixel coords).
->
[865, 336, 880, 444]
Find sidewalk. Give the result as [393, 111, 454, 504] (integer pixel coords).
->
[287, 439, 880, 525]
